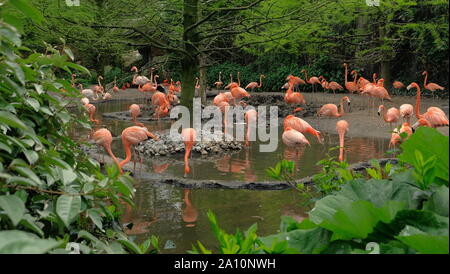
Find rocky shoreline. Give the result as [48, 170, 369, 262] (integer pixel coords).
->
[135, 130, 243, 156]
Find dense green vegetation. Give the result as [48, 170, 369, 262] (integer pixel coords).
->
[1, 0, 447, 104]
[0, 1, 158, 254]
[193, 127, 449, 254]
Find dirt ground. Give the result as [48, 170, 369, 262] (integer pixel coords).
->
[92, 88, 449, 139]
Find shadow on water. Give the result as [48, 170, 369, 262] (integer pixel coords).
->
[71, 100, 390, 253]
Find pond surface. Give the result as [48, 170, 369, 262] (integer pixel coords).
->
[70, 99, 390, 253]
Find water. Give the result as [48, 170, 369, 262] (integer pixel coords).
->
[71, 99, 390, 253]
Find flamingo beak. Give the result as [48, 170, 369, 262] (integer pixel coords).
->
[411, 121, 420, 130]
[407, 84, 412, 90]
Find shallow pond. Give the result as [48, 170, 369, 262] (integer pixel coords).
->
[71, 99, 391, 253]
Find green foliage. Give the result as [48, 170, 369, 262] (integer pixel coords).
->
[398, 127, 449, 188]
[0, 1, 157, 254]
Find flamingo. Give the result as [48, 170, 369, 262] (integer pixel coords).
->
[317, 96, 351, 120]
[113, 76, 119, 93]
[282, 127, 310, 147]
[84, 103, 100, 125]
[407, 82, 449, 128]
[131, 66, 150, 86]
[389, 122, 413, 149]
[411, 118, 432, 129]
[284, 83, 306, 112]
[78, 84, 98, 100]
[378, 105, 400, 130]
[152, 92, 170, 119]
[285, 75, 306, 92]
[393, 80, 405, 89]
[129, 104, 145, 127]
[336, 120, 349, 162]
[217, 101, 230, 135]
[399, 104, 414, 123]
[229, 82, 250, 106]
[320, 76, 343, 95]
[80, 97, 89, 106]
[301, 69, 321, 93]
[214, 72, 223, 89]
[119, 126, 158, 172]
[91, 128, 121, 174]
[245, 75, 265, 92]
[423, 71, 445, 99]
[244, 109, 257, 146]
[343, 64, 359, 94]
[194, 77, 200, 97]
[93, 76, 104, 96]
[181, 128, 196, 177]
[284, 115, 323, 143]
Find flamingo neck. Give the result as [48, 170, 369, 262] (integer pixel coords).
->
[306, 127, 321, 143]
[119, 140, 132, 169]
[104, 144, 122, 174]
[423, 72, 428, 87]
[372, 74, 376, 84]
[338, 100, 345, 117]
[353, 72, 357, 84]
[344, 65, 348, 84]
[303, 70, 309, 81]
[415, 85, 422, 119]
[258, 75, 263, 88]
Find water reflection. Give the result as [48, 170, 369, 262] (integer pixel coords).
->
[182, 189, 198, 227]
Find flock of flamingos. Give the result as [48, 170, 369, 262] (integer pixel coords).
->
[72, 63, 448, 177]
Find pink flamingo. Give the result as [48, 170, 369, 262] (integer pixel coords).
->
[284, 115, 323, 143]
[181, 128, 197, 177]
[301, 69, 321, 93]
[317, 96, 351, 122]
[282, 127, 310, 147]
[129, 104, 145, 127]
[378, 105, 400, 130]
[119, 126, 159, 172]
[284, 83, 306, 112]
[85, 103, 100, 125]
[399, 104, 414, 123]
[389, 122, 413, 149]
[423, 71, 445, 99]
[91, 128, 121, 174]
[214, 72, 223, 89]
[343, 64, 359, 94]
[336, 120, 349, 162]
[245, 75, 265, 92]
[407, 82, 449, 128]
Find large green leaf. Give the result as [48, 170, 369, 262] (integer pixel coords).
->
[0, 230, 59, 254]
[0, 195, 26, 226]
[310, 197, 406, 240]
[8, 0, 44, 24]
[396, 226, 449, 254]
[56, 195, 81, 227]
[0, 111, 28, 130]
[423, 186, 449, 217]
[259, 226, 331, 254]
[338, 177, 422, 209]
[399, 127, 449, 184]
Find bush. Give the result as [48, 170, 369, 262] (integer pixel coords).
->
[0, 1, 157, 254]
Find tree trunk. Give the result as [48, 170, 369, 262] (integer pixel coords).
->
[379, 23, 392, 90]
[180, 0, 199, 115]
[199, 54, 207, 104]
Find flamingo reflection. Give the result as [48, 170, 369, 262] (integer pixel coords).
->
[182, 189, 198, 227]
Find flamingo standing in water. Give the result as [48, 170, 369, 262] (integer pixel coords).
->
[284, 115, 323, 143]
[378, 105, 400, 130]
[229, 82, 250, 106]
[129, 104, 145, 127]
[317, 96, 351, 124]
[407, 82, 449, 128]
[91, 128, 121, 173]
[214, 72, 223, 89]
[181, 128, 197, 177]
[131, 66, 150, 86]
[78, 84, 98, 101]
[301, 69, 321, 93]
[245, 75, 265, 92]
[282, 127, 310, 147]
[85, 103, 100, 125]
[119, 126, 158, 172]
[93, 76, 105, 97]
[244, 109, 257, 146]
[336, 120, 349, 162]
[422, 71, 445, 99]
[343, 64, 359, 94]
[399, 104, 414, 123]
